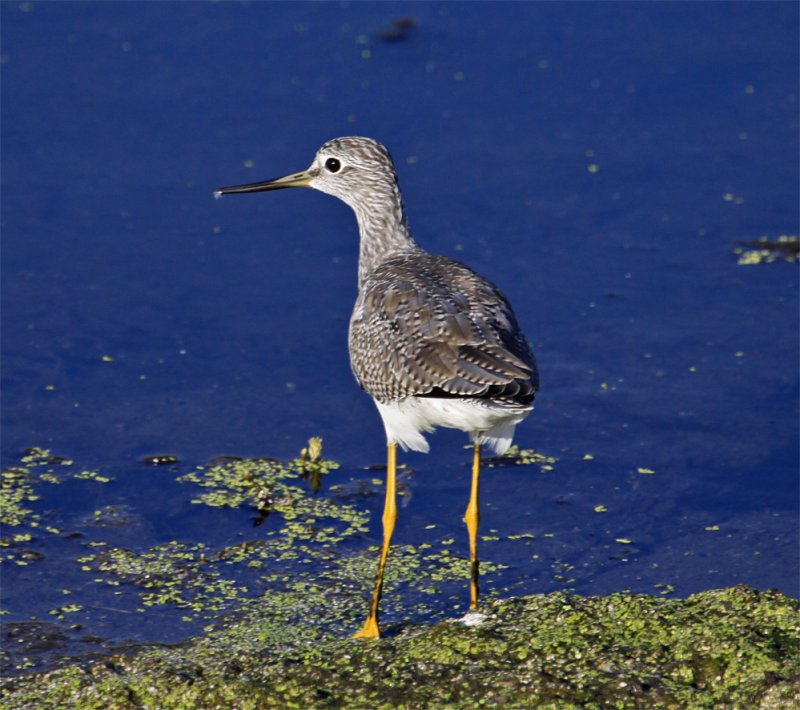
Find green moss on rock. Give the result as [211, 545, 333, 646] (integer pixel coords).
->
[2, 586, 797, 709]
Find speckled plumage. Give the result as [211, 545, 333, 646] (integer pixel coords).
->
[320, 138, 538, 452]
[350, 250, 537, 406]
[216, 136, 538, 453]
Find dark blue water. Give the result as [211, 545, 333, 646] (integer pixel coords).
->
[2, 1, 798, 661]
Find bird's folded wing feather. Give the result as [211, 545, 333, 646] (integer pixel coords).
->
[349, 253, 538, 403]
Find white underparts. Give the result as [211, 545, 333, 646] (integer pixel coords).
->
[374, 396, 532, 455]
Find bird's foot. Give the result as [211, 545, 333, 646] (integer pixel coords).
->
[352, 616, 380, 639]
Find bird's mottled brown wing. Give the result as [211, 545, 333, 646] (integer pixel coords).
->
[348, 252, 538, 406]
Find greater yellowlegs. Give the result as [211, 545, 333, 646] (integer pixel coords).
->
[215, 137, 539, 639]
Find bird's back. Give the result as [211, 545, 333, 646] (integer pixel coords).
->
[349, 250, 538, 409]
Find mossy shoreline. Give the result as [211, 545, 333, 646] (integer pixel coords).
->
[3, 449, 798, 707]
[2, 585, 797, 709]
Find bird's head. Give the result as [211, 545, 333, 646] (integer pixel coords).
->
[214, 136, 402, 215]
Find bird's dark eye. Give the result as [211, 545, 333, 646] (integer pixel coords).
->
[325, 157, 341, 173]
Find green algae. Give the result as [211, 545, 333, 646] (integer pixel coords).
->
[2, 586, 797, 709]
[733, 235, 799, 265]
[1, 448, 76, 529]
[2, 445, 798, 706]
[1, 441, 514, 648]
[177, 447, 355, 544]
[0, 448, 110, 565]
[484, 444, 558, 471]
[67, 444, 372, 622]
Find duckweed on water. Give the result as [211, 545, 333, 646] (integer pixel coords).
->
[2, 444, 798, 707]
[484, 445, 558, 470]
[177, 451, 367, 545]
[733, 234, 799, 265]
[0, 448, 109, 564]
[3, 441, 514, 647]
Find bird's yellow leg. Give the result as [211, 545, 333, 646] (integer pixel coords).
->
[353, 442, 398, 639]
[465, 443, 481, 610]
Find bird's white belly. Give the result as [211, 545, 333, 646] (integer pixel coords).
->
[374, 397, 531, 455]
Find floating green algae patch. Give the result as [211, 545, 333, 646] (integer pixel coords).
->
[3, 446, 798, 706]
[66, 448, 374, 621]
[733, 234, 799, 265]
[485, 444, 558, 470]
[1, 448, 110, 565]
[0, 442, 527, 674]
[177, 449, 368, 544]
[1, 586, 797, 709]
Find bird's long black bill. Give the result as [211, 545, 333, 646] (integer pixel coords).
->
[214, 170, 313, 199]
